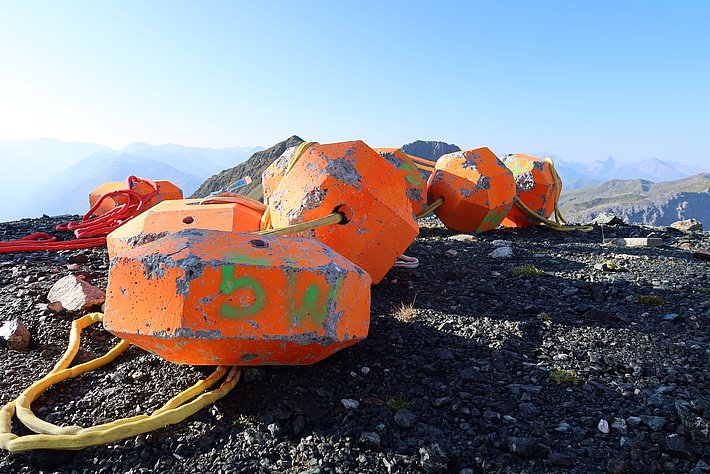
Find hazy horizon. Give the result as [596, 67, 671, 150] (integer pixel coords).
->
[1, 1, 708, 169]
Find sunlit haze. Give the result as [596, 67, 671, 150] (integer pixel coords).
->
[1, 1, 708, 165]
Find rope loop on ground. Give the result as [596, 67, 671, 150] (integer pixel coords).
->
[0, 313, 240, 452]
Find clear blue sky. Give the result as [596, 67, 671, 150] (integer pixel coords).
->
[0, 0, 708, 165]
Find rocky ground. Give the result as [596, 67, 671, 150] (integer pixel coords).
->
[1, 215, 709, 473]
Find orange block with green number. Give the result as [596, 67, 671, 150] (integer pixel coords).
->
[90, 179, 183, 216]
[104, 229, 371, 366]
[373, 148, 427, 216]
[426, 147, 515, 233]
[106, 197, 264, 259]
[500, 154, 560, 228]
[267, 140, 419, 284]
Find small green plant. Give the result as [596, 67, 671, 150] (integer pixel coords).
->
[604, 259, 622, 271]
[636, 294, 666, 306]
[512, 265, 545, 277]
[695, 287, 709, 294]
[550, 369, 582, 385]
[385, 395, 413, 410]
[232, 414, 256, 428]
[393, 301, 416, 322]
[537, 312, 552, 322]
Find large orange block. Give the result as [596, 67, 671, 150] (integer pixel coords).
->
[426, 148, 515, 233]
[104, 229, 371, 366]
[106, 198, 264, 259]
[267, 141, 419, 284]
[501, 154, 560, 228]
[90, 178, 183, 216]
[373, 148, 427, 216]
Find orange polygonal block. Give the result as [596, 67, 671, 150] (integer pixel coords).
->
[426, 147, 515, 233]
[500, 154, 560, 228]
[90, 179, 183, 216]
[373, 148, 427, 216]
[106, 198, 264, 259]
[267, 140, 419, 284]
[103, 229, 371, 366]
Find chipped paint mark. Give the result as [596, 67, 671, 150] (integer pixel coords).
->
[515, 171, 535, 192]
[324, 157, 362, 189]
[241, 353, 259, 361]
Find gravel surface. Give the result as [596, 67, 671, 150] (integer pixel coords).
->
[1, 215, 709, 473]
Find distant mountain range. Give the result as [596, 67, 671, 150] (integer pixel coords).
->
[532, 153, 706, 191]
[1, 138, 707, 226]
[0, 139, 262, 221]
[558, 173, 710, 227]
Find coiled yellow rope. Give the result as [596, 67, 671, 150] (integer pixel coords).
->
[0, 313, 240, 452]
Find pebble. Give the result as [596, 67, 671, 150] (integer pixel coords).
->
[448, 234, 476, 242]
[444, 249, 458, 258]
[598, 418, 610, 434]
[47, 274, 105, 312]
[394, 408, 416, 428]
[489, 247, 514, 259]
[639, 415, 667, 432]
[341, 399, 359, 410]
[358, 432, 381, 449]
[0, 319, 30, 351]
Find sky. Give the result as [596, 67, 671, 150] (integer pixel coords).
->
[0, 0, 708, 165]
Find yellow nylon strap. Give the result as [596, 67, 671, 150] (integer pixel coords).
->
[0, 313, 241, 452]
[260, 141, 318, 231]
[416, 197, 444, 219]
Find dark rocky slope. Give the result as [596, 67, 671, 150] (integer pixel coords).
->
[190, 136, 305, 200]
[1, 216, 709, 473]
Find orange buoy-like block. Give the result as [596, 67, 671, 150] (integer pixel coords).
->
[104, 229, 371, 366]
[90, 179, 183, 216]
[374, 148, 427, 216]
[106, 197, 264, 259]
[500, 154, 560, 228]
[267, 141, 419, 284]
[426, 147, 515, 233]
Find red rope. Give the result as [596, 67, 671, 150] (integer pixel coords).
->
[0, 176, 160, 254]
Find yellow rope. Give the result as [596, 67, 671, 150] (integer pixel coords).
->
[0, 313, 240, 452]
[256, 211, 345, 237]
[510, 158, 592, 232]
[513, 196, 593, 232]
[260, 141, 318, 231]
[416, 197, 445, 219]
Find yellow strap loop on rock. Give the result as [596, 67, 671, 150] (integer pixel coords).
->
[512, 160, 593, 232]
[260, 141, 318, 231]
[0, 313, 241, 452]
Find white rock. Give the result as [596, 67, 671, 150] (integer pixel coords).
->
[598, 418, 610, 434]
[341, 399, 359, 409]
[0, 319, 30, 351]
[492, 240, 513, 247]
[448, 234, 476, 243]
[47, 275, 106, 312]
[489, 247, 514, 259]
[670, 218, 703, 232]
